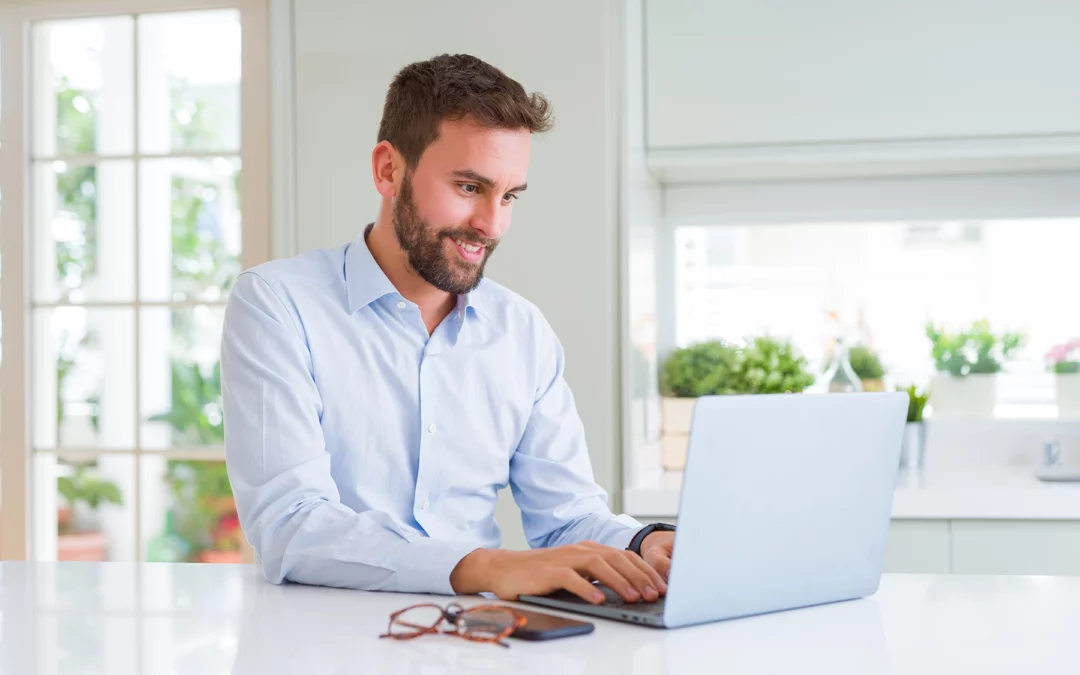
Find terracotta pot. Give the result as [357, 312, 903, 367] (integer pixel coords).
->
[861, 378, 886, 392]
[661, 397, 697, 435]
[197, 549, 242, 564]
[661, 434, 689, 471]
[57, 531, 108, 561]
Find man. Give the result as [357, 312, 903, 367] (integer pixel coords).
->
[222, 53, 674, 605]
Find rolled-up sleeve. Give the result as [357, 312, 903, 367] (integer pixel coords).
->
[221, 271, 480, 594]
[509, 321, 643, 551]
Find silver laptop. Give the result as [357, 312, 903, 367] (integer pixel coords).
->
[519, 392, 908, 629]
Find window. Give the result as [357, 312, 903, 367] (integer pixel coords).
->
[674, 218, 1080, 419]
[0, 1, 269, 562]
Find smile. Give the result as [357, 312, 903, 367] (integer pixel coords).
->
[453, 238, 482, 253]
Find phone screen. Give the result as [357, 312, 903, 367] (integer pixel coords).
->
[508, 606, 595, 641]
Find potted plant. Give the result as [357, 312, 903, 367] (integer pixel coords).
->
[659, 340, 736, 470]
[724, 336, 816, 396]
[164, 459, 242, 563]
[848, 345, 886, 392]
[925, 320, 1024, 419]
[658, 337, 814, 470]
[57, 463, 123, 561]
[897, 384, 930, 469]
[1047, 339, 1080, 418]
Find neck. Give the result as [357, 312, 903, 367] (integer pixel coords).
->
[366, 215, 457, 333]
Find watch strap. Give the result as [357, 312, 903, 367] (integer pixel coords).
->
[626, 523, 676, 556]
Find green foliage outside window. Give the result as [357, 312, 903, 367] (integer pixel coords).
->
[55, 73, 238, 560]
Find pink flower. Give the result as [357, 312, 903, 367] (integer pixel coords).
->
[1047, 339, 1080, 365]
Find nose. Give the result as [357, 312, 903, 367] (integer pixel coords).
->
[469, 196, 509, 241]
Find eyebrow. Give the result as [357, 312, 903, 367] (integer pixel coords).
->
[452, 169, 528, 193]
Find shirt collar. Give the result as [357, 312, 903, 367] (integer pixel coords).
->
[345, 224, 489, 319]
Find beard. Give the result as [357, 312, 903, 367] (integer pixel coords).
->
[392, 173, 499, 295]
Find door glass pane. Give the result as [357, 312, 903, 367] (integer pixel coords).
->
[32, 17, 134, 157]
[141, 457, 239, 563]
[35, 453, 135, 561]
[139, 157, 242, 302]
[137, 10, 240, 154]
[140, 307, 225, 449]
[32, 160, 135, 303]
[33, 308, 136, 450]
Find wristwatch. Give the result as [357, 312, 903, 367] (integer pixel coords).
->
[626, 523, 676, 556]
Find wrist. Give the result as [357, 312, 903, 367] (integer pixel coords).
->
[450, 547, 515, 594]
[627, 523, 676, 556]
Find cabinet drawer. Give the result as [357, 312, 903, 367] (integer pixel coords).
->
[883, 520, 951, 574]
[951, 521, 1080, 576]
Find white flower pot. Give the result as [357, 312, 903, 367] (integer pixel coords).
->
[661, 397, 697, 435]
[1055, 374, 1080, 419]
[661, 434, 689, 471]
[929, 374, 996, 419]
[899, 422, 927, 469]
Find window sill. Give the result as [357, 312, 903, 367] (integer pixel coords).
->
[623, 466, 1080, 520]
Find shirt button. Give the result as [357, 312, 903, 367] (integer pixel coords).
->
[421, 500, 430, 511]
[397, 301, 406, 309]
[427, 423, 437, 433]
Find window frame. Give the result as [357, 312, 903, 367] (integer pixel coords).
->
[0, 0, 271, 561]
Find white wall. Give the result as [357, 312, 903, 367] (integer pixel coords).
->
[291, 0, 624, 547]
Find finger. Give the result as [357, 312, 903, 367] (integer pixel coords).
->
[581, 556, 642, 603]
[608, 550, 664, 601]
[555, 568, 606, 605]
[646, 549, 672, 585]
[580, 541, 666, 593]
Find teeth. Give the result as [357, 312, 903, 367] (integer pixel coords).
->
[454, 238, 482, 253]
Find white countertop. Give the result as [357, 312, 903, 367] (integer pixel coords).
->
[624, 466, 1080, 519]
[2, 562, 1080, 674]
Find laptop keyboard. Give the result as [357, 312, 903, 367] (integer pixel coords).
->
[545, 585, 667, 615]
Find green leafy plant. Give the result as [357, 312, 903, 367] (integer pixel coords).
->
[898, 384, 929, 423]
[149, 360, 224, 446]
[164, 460, 237, 556]
[661, 337, 815, 396]
[57, 464, 123, 534]
[848, 345, 885, 381]
[926, 320, 1024, 376]
[726, 337, 816, 395]
[660, 340, 737, 397]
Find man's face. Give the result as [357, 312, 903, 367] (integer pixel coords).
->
[392, 119, 531, 295]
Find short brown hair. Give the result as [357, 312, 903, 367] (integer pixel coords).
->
[377, 53, 554, 168]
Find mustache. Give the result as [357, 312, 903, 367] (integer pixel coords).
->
[441, 229, 499, 248]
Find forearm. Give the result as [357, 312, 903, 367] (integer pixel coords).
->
[243, 483, 480, 594]
[536, 510, 643, 550]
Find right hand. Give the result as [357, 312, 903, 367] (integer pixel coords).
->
[450, 541, 667, 604]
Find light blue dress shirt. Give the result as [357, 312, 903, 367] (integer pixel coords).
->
[221, 228, 643, 595]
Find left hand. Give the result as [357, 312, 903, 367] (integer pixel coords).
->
[639, 531, 675, 582]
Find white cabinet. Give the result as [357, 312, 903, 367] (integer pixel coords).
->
[643, 0, 1080, 180]
[951, 521, 1080, 576]
[883, 521, 951, 574]
[886, 519, 1080, 575]
[645, 0, 1080, 150]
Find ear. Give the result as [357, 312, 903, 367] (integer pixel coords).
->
[371, 140, 404, 199]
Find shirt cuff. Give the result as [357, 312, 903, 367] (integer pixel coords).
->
[395, 538, 485, 595]
[605, 525, 641, 552]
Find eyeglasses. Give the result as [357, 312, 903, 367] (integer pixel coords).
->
[379, 602, 528, 648]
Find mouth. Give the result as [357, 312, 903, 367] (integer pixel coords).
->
[449, 236, 486, 264]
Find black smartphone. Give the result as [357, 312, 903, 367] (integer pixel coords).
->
[507, 606, 595, 641]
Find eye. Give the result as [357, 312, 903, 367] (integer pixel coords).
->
[503, 193, 520, 202]
[460, 183, 479, 195]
